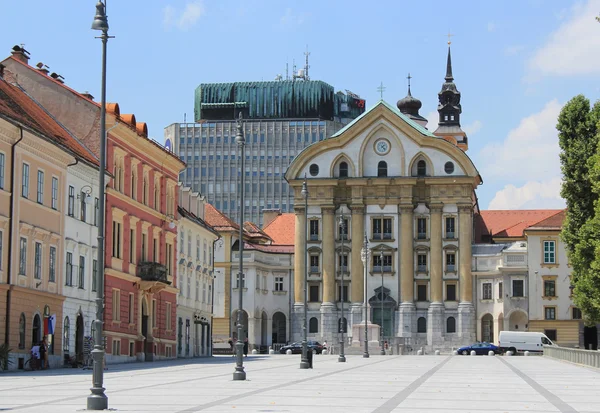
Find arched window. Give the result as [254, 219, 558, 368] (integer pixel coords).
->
[32, 314, 41, 346]
[309, 317, 319, 333]
[18, 313, 26, 349]
[338, 317, 347, 333]
[446, 317, 456, 333]
[417, 160, 427, 177]
[377, 161, 387, 177]
[417, 317, 426, 333]
[339, 162, 348, 178]
[63, 317, 70, 352]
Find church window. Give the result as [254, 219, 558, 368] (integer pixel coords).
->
[450, 115, 455, 121]
[417, 160, 426, 177]
[309, 317, 318, 333]
[377, 161, 387, 177]
[444, 115, 449, 121]
[338, 317, 348, 333]
[309, 220, 319, 240]
[444, 161, 454, 174]
[309, 164, 319, 176]
[309, 285, 319, 302]
[339, 162, 348, 178]
[417, 284, 427, 301]
[446, 317, 456, 333]
[417, 317, 426, 333]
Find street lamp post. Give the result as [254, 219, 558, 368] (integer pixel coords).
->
[233, 113, 246, 381]
[380, 250, 385, 356]
[360, 234, 370, 358]
[300, 176, 309, 369]
[338, 214, 346, 363]
[88, 1, 110, 409]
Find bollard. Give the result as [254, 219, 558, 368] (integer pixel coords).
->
[252, 349, 258, 355]
[269, 349, 275, 355]
[452, 350, 458, 356]
[488, 351, 495, 356]
[524, 351, 530, 356]
[470, 350, 476, 356]
[506, 351, 512, 356]
[417, 350, 423, 355]
[435, 350, 440, 356]
[286, 349, 292, 355]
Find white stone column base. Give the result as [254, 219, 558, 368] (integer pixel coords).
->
[427, 302, 445, 347]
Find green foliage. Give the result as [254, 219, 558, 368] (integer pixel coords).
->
[0, 343, 12, 371]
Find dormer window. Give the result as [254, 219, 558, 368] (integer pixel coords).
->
[339, 162, 348, 178]
[377, 161, 387, 177]
[417, 160, 426, 177]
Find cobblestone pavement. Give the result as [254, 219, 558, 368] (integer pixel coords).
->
[0, 354, 599, 412]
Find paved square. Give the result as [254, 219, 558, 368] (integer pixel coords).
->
[0, 354, 599, 412]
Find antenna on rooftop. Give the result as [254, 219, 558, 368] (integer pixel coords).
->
[286, 59, 289, 81]
[292, 59, 297, 82]
[184, 113, 186, 123]
[304, 45, 310, 81]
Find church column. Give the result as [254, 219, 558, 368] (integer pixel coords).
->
[399, 204, 415, 337]
[320, 208, 336, 340]
[458, 204, 475, 342]
[350, 206, 365, 304]
[293, 207, 306, 305]
[428, 204, 444, 346]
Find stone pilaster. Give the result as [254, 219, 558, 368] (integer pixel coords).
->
[350, 206, 365, 303]
[292, 303, 305, 343]
[400, 205, 414, 303]
[319, 303, 335, 343]
[458, 204, 473, 303]
[294, 207, 306, 305]
[429, 204, 443, 303]
[427, 303, 445, 347]
[398, 302, 415, 338]
[322, 208, 336, 304]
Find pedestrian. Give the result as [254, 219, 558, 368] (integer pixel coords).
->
[243, 337, 248, 357]
[40, 336, 48, 369]
[228, 337, 234, 357]
[30, 343, 40, 370]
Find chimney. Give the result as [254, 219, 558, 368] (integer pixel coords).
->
[50, 72, 64, 84]
[11, 45, 30, 64]
[35, 62, 50, 75]
[262, 208, 281, 229]
[81, 91, 95, 101]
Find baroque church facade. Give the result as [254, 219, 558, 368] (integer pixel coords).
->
[286, 46, 482, 350]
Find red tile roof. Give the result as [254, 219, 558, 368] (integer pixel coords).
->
[243, 221, 273, 241]
[526, 209, 566, 231]
[204, 203, 240, 232]
[0, 76, 98, 166]
[475, 209, 562, 242]
[263, 213, 295, 245]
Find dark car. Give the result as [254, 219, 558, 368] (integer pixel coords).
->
[279, 341, 323, 354]
[457, 342, 500, 355]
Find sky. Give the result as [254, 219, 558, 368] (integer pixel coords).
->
[3, 0, 600, 211]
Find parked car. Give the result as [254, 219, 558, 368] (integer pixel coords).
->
[457, 342, 501, 355]
[279, 341, 324, 354]
[498, 331, 555, 354]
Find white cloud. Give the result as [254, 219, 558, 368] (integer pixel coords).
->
[280, 8, 309, 27]
[487, 22, 496, 32]
[425, 110, 437, 131]
[163, 1, 205, 31]
[479, 99, 562, 183]
[463, 120, 483, 136]
[504, 45, 525, 56]
[528, 0, 600, 77]
[488, 178, 565, 209]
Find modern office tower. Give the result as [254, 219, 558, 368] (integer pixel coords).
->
[164, 79, 365, 226]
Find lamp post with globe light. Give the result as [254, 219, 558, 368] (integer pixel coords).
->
[338, 214, 346, 362]
[380, 250, 385, 355]
[360, 234, 370, 358]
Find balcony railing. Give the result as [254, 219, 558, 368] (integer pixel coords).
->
[417, 232, 426, 240]
[504, 254, 527, 266]
[383, 232, 392, 240]
[446, 231, 455, 239]
[138, 261, 170, 284]
[310, 266, 320, 273]
[446, 264, 456, 272]
[309, 234, 319, 241]
[373, 233, 382, 240]
[417, 264, 427, 272]
[373, 266, 392, 273]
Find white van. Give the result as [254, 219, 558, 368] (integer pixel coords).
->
[498, 331, 555, 353]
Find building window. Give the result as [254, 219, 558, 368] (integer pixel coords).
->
[19, 237, 27, 275]
[166, 302, 172, 330]
[446, 284, 456, 301]
[309, 317, 318, 333]
[235, 273, 245, 289]
[544, 329, 557, 341]
[445, 217, 455, 239]
[166, 243, 172, 276]
[112, 221, 121, 258]
[80, 191, 87, 221]
[339, 161, 348, 178]
[372, 218, 392, 240]
[112, 339, 121, 356]
[543, 241, 556, 264]
[417, 317, 426, 333]
[152, 299, 157, 327]
[67, 186, 75, 216]
[78, 256, 85, 289]
[417, 253, 427, 272]
[498, 282, 503, 299]
[417, 284, 427, 301]
[131, 168, 136, 200]
[337, 284, 349, 302]
[18, 313, 26, 349]
[129, 293, 134, 324]
[544, 280, 556, 297]
[130, 229, 135, 263]
[544, 307, 556, 320]
[63, 316, 70, 353]
[66, 252, 73, 286]
[22, 163, 29, 198]
[309, 164, 319, 176]
[309, 220, 319, 241]
[112, 289, 120, 321]
[338, 218, 348, 240]
[51, 177, 58, 209]
[187, 232, 192, 257]
[373, 253, 392, 272]
[338, 253, 348, 273]
[417, 218, 427, 239]
[446, 317, 456, 333]
[482, 283, 492, 300]
[572, 307, 582, 320]
[377, 161, 387, 177]
[309, 285, 319, 302]
[0, 153, 4, 189]
[512, 279, 524, 297]
[143, 177, 148, 205]
[196, 237, 200, 260]
[37, 170, 44, 204]
[141, 233, 147, 261]
[92, 259, 97, 292]
[154, 184, 160, 212]
[93, 198, 99, 226]
[444, 161, 455, 174]
[310, 254, 320, 273]
[417, 160, 426, 177]
[34, 242, 42, 279]
[275, 276, 284, 291]
[48, 246, 56, 282]
[446, 253, 456, 272]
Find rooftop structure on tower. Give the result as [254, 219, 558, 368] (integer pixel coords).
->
[396, 73, 427, 127]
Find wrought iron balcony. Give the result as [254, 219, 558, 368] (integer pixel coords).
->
[137, 261, 170, 284]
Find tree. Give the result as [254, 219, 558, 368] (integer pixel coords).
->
[558, 95, 600, 323]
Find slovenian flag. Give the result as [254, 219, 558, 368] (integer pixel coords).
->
[48, 314, 56, 335]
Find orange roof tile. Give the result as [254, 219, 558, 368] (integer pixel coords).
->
[526, 209, 566, 230]
[263, 213, 295, 245]
[243, 221, 273, 241]
[0, 77, 98, 166]
[204, 203, 239, 232]
[475, 209, 562, 242]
